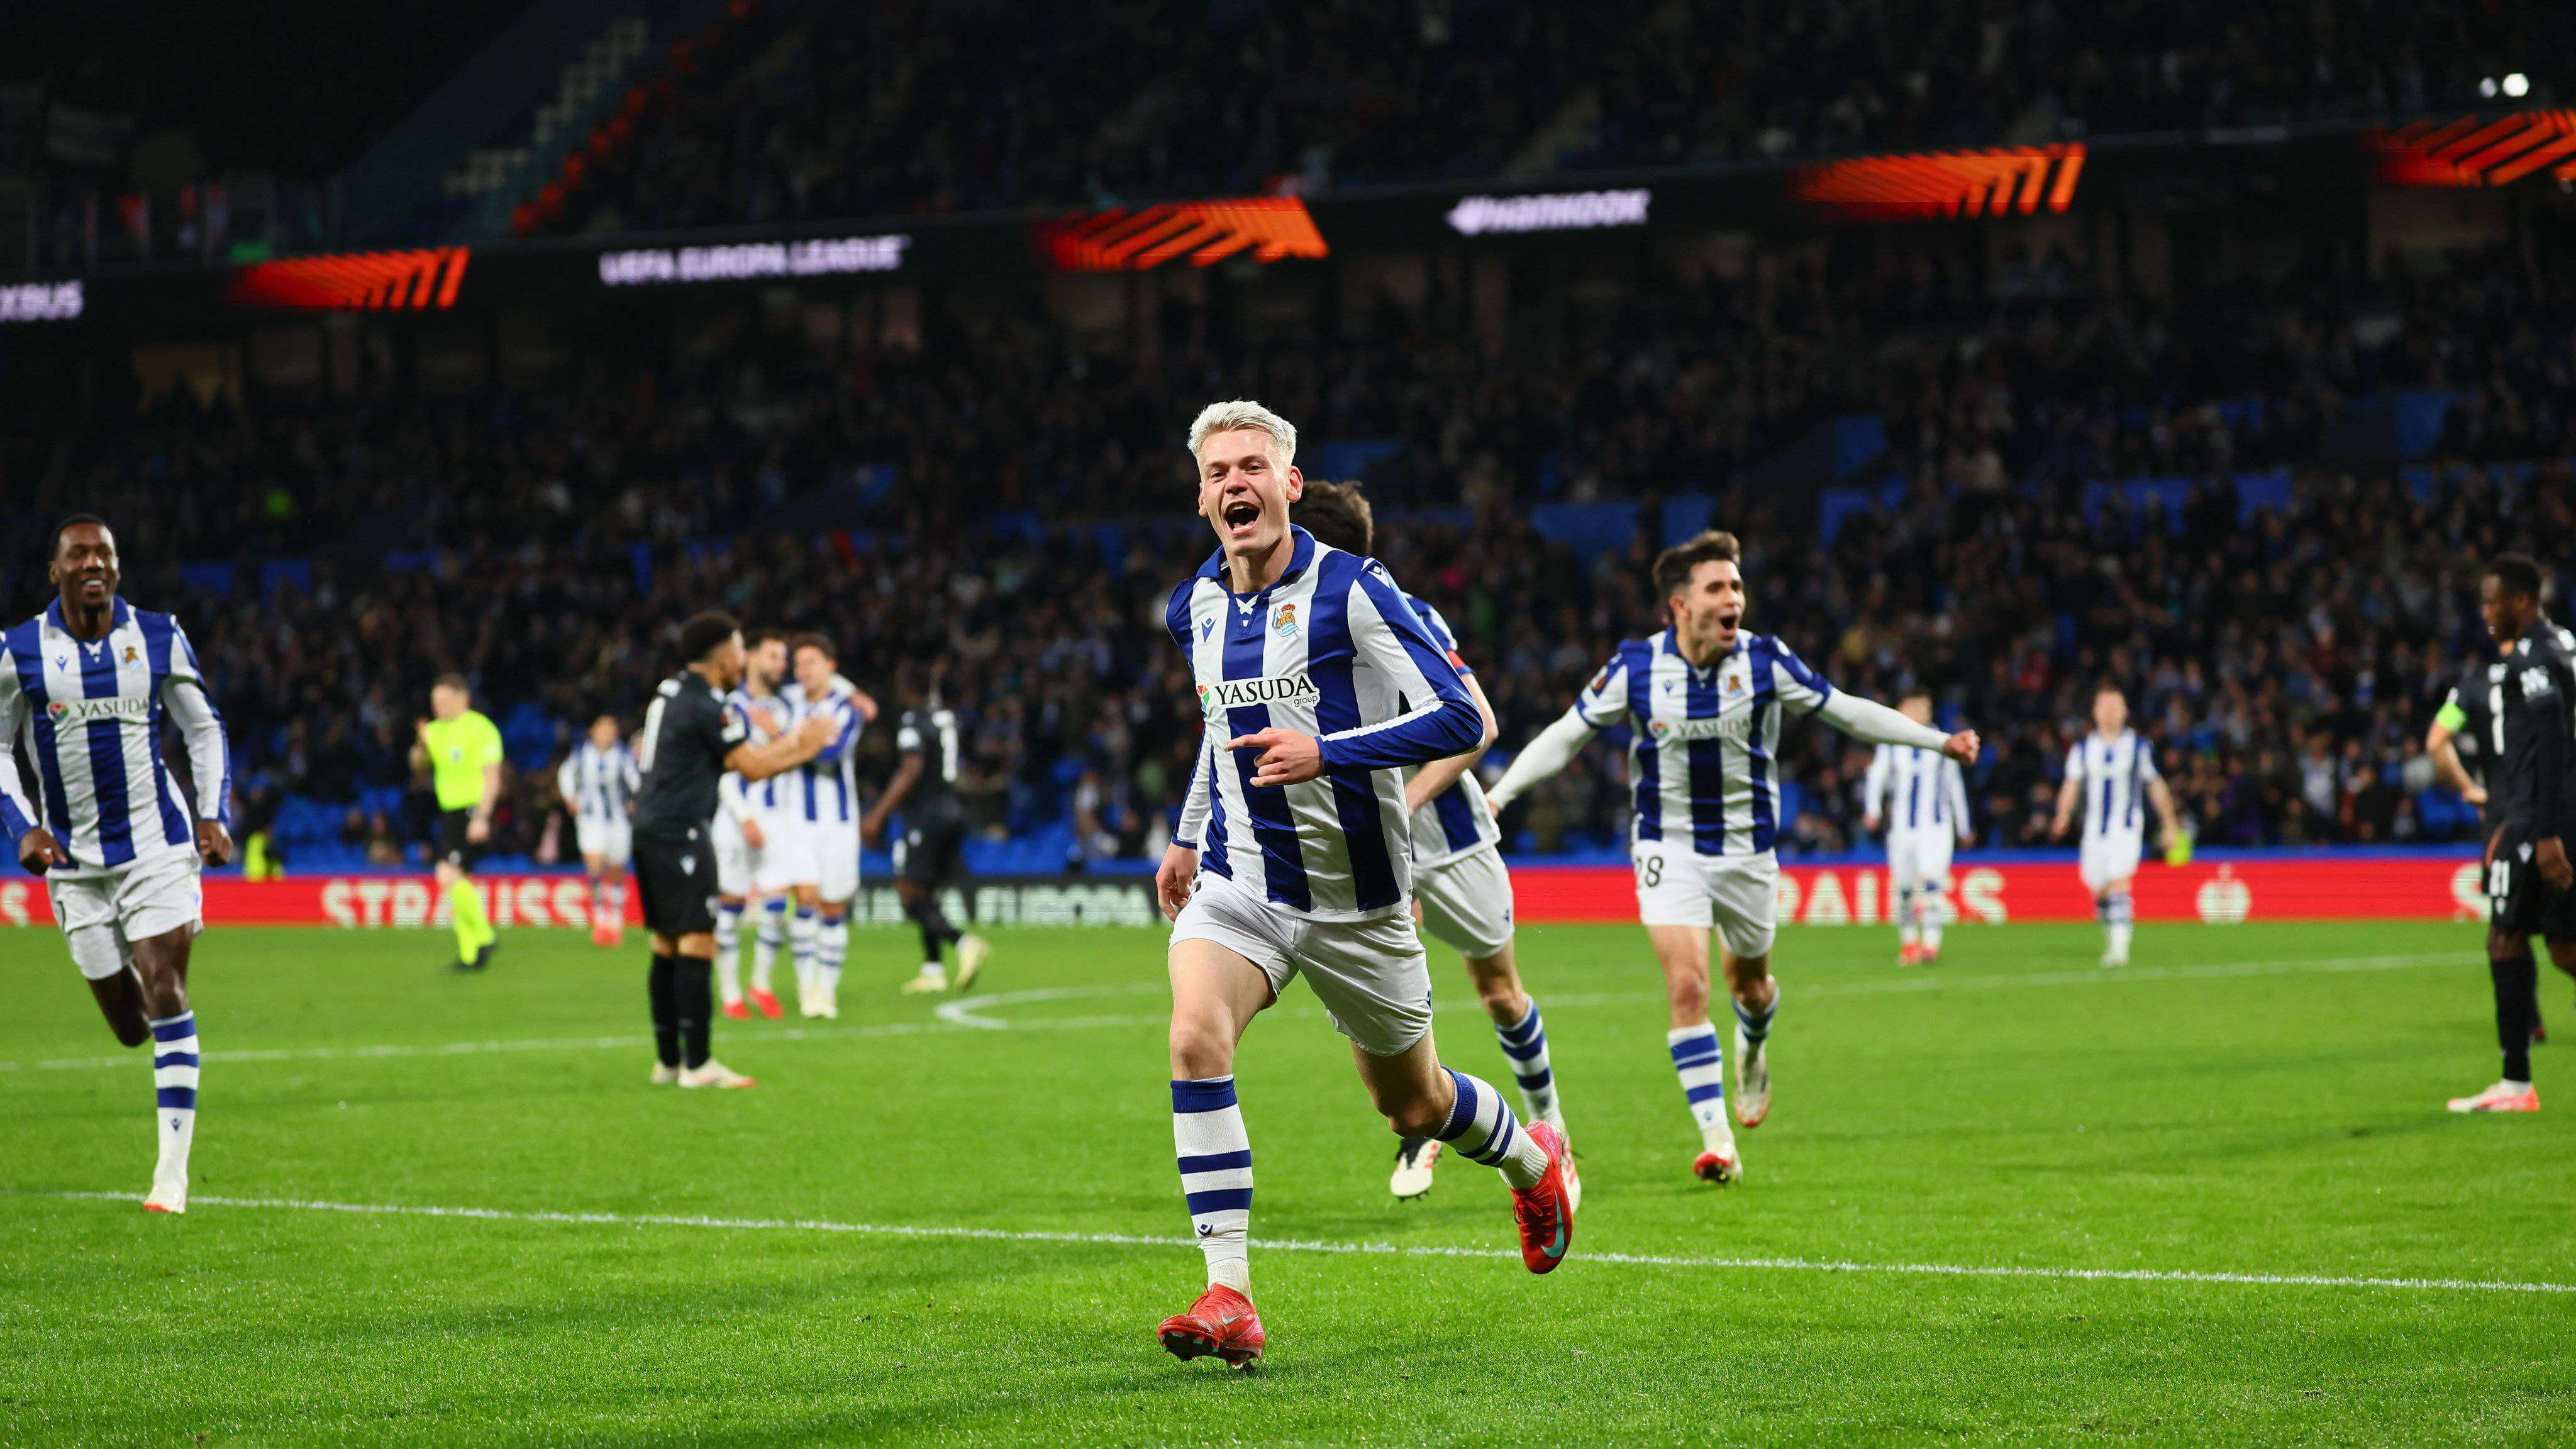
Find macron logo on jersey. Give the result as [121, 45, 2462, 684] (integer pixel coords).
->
[1200, 674, 1323, 710]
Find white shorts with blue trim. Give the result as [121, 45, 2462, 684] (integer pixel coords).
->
[1416, 844, 1514, 959]
[48, 845, 203, 980]
[1171, 872, 1433, 1057]
[1632, 840, 1777, 958]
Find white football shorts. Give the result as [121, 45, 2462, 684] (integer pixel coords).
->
[1632, 840, 1778, 959]
[1415, 844, 1515, 959]
[573, 817, 631, 869]
[50, 846, 203, 980]
[1171, 872, 1433, 1057]
[2079, 833, 2145, 894]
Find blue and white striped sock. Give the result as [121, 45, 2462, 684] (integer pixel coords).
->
[714, 902, 745, 1004]
[816, 913, 847, 989]
[1173, 1076, 1253, 1292]
[752, 899, 787, 991]
[1435, 1068, 1549, 1189]
[1494, 1001, 1560, 1124]
[2105, 891, 2134, 957]
[1895, 882, 1919, 943]
[1733, 993, 1776, 1050]
[1668, 1024, 1731, 1150]
[148, 1011, 199, 1180]
[789, 906, 819, 996]
[1920, 880, 1946, 951]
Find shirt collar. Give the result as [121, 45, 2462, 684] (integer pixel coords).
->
[1197, 526, 1317, 599]
[45, 597, 128, 636]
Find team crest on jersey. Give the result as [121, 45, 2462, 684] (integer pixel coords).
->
[2523, 666, 2557, 697]
[1272, 602, 1299, 638]
[123, 645, 138, 664]
[1646, 719, 1672, 741]
[1725, 674, 1745, 695]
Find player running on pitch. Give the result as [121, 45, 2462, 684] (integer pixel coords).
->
[2048, 686, 2179, 968]
[2449, 555, 2576, 1114]
[714, 629, 792, 1019]
[1293, 480, 1579, 1207]
[1487, 530, 1979, 1185]
[556, 714, 640, 947]
[1152, 402, 1576, 1368]
[414, 674, 504, 972]
[1862, 691, 1975, 965]
[779, 633, 874, 1018]
[2, 514, 232, 1214]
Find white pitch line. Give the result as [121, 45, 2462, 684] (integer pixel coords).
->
[28, 1190, 2572, 1297]
[0, 952, 2456, 1075]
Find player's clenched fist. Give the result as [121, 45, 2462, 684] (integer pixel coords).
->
[1228, 728, 1322, 788]
[17, 826, 69, 875]
[1942, 729, 1982, 764]
[1155, 843, 1198, 920]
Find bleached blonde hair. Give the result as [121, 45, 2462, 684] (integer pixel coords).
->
[1186, 399, 1297, 469]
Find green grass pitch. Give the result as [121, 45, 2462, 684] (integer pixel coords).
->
[4, 917, 2572, 1446]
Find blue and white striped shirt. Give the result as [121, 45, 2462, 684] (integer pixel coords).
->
[555, 740, 639, 825]
[1170, 528, 1482, 919]
[1574, 628, 1834, 858]
[723, 685, 789, 816]
[1863, 743, 1971, 839]
[782, 679, 863, 825]
[1401, 591, 1502, 868]
[0, 599, 230, 875]
[2065, 730, 2159, 844]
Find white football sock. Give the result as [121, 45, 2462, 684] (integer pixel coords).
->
[1174, 1076, 1253, 1292]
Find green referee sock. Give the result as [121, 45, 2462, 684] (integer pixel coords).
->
[449, 879, 492, 962]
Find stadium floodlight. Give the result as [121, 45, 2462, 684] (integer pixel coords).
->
[2479, 77, 2499, 98]
[2503, 73, 2530, 98]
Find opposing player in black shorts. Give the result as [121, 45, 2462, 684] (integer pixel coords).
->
[631, 611, 833, 1089]
[2450, 555, 2576, 1114]
[864, 679, 989, 994]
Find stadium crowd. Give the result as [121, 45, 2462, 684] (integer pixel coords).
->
[5, 238, 2570, 865]
[547, 0, 2572, 235]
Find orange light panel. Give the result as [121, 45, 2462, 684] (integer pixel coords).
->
[1035, 198, 1327, 270]
[227, 248, 472, 311]
[1791, 146, 2086, 221]
[2367, 111, 2576, 187]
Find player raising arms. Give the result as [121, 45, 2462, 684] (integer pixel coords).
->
[2, 514, 233, 1213]
[2048, 687, 2178, 968]
[1863, 691, 1975, 965]
[779, 633, 874, 1018]
[1152, 402, 1576, 1368]
[1487, 530, 1978, 1185]
[1294, 480, 1579, 1208]
[557, 714, 640, 947]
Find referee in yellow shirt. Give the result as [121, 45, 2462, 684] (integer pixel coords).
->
[413, 674, 505, 972]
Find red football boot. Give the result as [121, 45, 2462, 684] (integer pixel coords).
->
[748, 987, 784, 1020]
[1157, 1284, 1265, 1367]
[721, 999, 752, 1021]
[1512, 1121, 1575, 1274]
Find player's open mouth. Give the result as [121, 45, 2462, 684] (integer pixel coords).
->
[1222, 501, 1261, 536]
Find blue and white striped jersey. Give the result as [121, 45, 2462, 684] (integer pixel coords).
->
[1574, 628, 1834, 858]
[0, 599, 230, 875]
[1169, 528, 1482, 920]
[1401, 592, 1501, 867]
[2065, 730, 2159, 843]
[781, 678, 864, 825]
[1863, 743, 1971, 839]
[555, 740, 639, 825]
[723, 684, 790, 817]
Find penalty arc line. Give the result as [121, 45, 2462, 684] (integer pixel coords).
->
[26, 1190, 2574, 1296]
[0, 952, 2457, 1072]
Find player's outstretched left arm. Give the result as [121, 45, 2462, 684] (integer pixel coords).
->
[162, 620, 233, 865]
[1228, 561, 1480, 789]
[0, 654, 64, 872]
[1763, 640, 1979, 763]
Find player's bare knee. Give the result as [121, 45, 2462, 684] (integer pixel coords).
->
[1169, 1019, 1235, 1080]
[1666, 974, 1710, 1023]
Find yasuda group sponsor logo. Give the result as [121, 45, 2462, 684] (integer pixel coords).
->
[1199, 674, 1321, 710]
